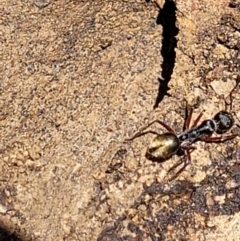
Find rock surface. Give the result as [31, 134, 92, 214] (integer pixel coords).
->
[0, 0, 239, 240]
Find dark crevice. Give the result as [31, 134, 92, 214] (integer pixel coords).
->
[229, 0, 240, 8]
[0, 226, 26, 241]
[153, 0, 179, 109]
[217, 37, 240, 50]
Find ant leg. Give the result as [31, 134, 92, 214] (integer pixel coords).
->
[202, 133, 239, 143]
[171, 151, 191, 177]
[125, 119, 175, 142]
[183, 100, 205, 129]
[124, 130, 160, 142]
[183, 101, 193, 130]
[168, 147, 196, 181]
[191, 110, 205, 128]
[148, 120, 175, 133]
[168, 155, 188, 174]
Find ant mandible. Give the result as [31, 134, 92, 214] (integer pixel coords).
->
[125, 80, 240, 179]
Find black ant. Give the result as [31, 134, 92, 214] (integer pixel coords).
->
[125, 80, 240, 179]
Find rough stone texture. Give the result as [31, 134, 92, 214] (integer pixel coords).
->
[0, 0, 239, 240]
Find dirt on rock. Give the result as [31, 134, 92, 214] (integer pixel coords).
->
[0, 0, 240, 240]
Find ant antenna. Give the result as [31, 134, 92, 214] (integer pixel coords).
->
[224, 75, 240, 112]
[224, 75, 240, 132]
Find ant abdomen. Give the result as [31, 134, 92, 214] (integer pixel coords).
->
[146, 133, 180, 162]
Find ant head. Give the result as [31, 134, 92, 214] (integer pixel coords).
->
[213, 111, 234, 134]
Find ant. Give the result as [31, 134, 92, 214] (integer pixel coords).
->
[125, 80, 240, 179]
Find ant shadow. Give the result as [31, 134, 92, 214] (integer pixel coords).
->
[98, 155, 240, 240]
[152, 0, 179, 109]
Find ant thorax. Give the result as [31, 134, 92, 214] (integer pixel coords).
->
[177, 119, 216, 144]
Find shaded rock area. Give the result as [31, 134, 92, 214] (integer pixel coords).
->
[0, 0, 239, 240]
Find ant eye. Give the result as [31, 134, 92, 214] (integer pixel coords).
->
[213, 111, 234, 134]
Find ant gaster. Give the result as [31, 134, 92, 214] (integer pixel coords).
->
[125, 81, 239, 179]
